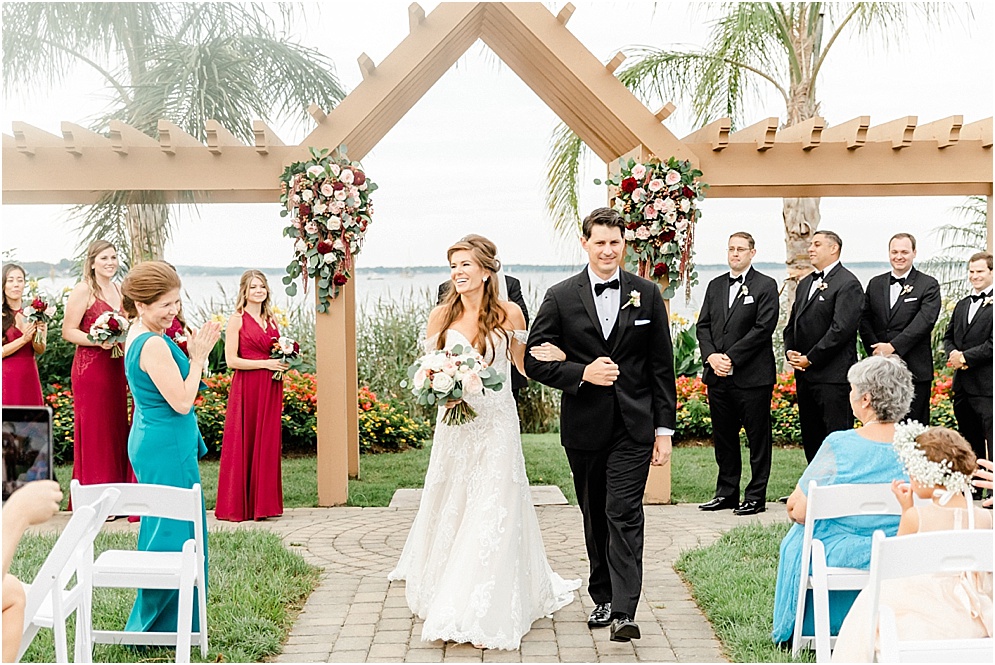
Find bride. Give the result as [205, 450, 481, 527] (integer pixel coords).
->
[389, 235, 580, 650]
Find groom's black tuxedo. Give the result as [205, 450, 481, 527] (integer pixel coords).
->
[943, 291, 993, 461]
[526, 267, 676, 620]
[858, 266, 941, 424]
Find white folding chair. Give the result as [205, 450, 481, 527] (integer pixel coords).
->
[791, 481, 903, 663]
[865, 529, 993, 663]
[17, 486, 121, 663]
[70, 482, 207, 663]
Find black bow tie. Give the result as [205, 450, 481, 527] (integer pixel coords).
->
[811, 271, 824, 281]
[970, 292, 991, 303]
[890, 275, 907, 286]
[594, 279, 620, 296]
[729, 275, 743, 285]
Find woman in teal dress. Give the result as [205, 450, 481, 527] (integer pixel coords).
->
[120, 262, 221, 633]
[771, 355, 914, 645]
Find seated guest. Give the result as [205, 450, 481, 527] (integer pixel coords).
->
[832, 426, 992, 662]
[771, 355, 913, 645]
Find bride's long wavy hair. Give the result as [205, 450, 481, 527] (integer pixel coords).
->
[436, 236, 509, 362]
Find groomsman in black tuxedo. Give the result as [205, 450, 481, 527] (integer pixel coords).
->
[859, 233, 941, 424]
[696, 232, 778, 516]
[784, 230, 863, 462]
[943, 251, 993, 464]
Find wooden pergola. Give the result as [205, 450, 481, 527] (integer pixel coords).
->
[4, 2, 992, 505]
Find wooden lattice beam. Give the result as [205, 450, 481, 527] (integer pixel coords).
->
[823, 116, 870, 149]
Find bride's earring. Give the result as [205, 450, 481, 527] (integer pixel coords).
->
[483, 276, 489, 283]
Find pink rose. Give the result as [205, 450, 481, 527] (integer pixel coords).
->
[644, 204, 658, 219]
[648, 178, 664, 192]
[301, 189, 314, 201]
[329, 163, 341, 176]
[657, 198, 676, 214]
[334, 188, 348, 201]
[635, 226, 651, 240]
[631, 164, 646, 179]
[321, 183, 334, 197]
[462, 371, 484, 396]
[306, 165, 324, 178]
[665, 170, 681, 186]
[304, 221, 318, 234]
[632, 187, 646, 203]
[340, 169, 355, 185]
[413, 368, 427, 389]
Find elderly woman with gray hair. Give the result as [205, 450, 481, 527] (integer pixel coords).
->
[771, 355, 914, 645]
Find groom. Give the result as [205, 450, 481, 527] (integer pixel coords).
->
[525, 207, 676, 642]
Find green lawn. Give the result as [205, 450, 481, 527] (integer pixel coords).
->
[55, 435, 807, 508]
[11, 529, 319, 663]
[675, 522, 814, 663]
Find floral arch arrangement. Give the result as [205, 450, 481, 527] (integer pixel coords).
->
[280, 146, 378, 312]
[597, 156, 706, 301]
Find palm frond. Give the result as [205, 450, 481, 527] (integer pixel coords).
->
[544, 123, 586, 237]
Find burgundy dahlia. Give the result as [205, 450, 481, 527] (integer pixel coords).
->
[316, 240, 334, 255]
[661, 229, 676, 242]
[653, 262, 668, 277]
[620, 177, 638, 193]
[352, 170, 366, 186]
[333, 273, 349, 286]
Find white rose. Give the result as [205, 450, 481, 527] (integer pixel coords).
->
[425, 353, 447, 371]
[306, 165, 324, 178]
[294, 238, 308, 253]
[313, 202, 327, 215]
[334, 188, 348, 201]
[658, 198, 676, 214]
[413, 368, 428, 388]
[329, 163, 341, 176]
[304, 221, 318, 235]
[432, 372, 455, 394]
[624, 229, 636, 241]
[340, 169, 355, 185]
[666, 211, 678, 224]
[320, 183, 335, 197]
[679, 198, 691, 213]
[327, 215, 342, 230]
[333, 239, 346, 252]
[301, 189, 314, 201]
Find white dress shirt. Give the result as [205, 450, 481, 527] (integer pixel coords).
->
[968, 289, 992, 324]
[889, 268, 913, 308]
[728, 270, 747, 308]
[808, 259, 841, 300]
[588, 265, 621, 339]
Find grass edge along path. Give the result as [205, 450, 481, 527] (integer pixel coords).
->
[11, 529, 319, 663]
[674, 521, 815, 663]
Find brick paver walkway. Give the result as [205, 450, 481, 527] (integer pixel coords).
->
[36, 501, 783, 662]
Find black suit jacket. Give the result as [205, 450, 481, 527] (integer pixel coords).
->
[943, 294, 993, 397]
[783, 263, 863, 384]
[696, 266, 778, 388]
[525, 268, 676, 450]
[438, 274, 529, 391]
[858, 267, 941, 383]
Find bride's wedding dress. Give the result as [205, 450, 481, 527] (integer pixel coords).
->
[389, 329, 579, 650]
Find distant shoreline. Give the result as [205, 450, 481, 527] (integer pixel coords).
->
[17, 260, 892, 278]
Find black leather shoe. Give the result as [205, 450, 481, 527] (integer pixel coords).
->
[733, 500, 766, 516]
[698, 496, 738, 511]
[610, 615, 641, 642]
[587, 602, 612, 628]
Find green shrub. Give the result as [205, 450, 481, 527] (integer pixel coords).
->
[42, 382, 74, 465]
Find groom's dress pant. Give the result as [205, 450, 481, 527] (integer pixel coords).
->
[565, 398, 651, 619]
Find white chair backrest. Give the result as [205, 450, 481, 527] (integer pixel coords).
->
[20, 486, 120, 635]
[70, 482, 204, 553]
[806, 480, 903, 522]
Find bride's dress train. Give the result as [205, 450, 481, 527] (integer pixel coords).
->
[388, 330, 579, 650]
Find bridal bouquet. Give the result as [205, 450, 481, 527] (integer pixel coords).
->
[401, 343, 506, 426]
[270, 335, 301, 380]
[22, 296, 57, 342]
[87, 311, 129, 358]
[166, 327, 188, 355]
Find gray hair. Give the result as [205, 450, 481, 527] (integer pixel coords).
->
[847, 355, 914, 423]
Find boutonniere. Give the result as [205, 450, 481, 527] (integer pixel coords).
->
[622, 290, 641, 309]
[901, 284, 914, 295]
[816, 281, 829, 292]
[738, 284, 749, 298]
[984, 296, 993, 307]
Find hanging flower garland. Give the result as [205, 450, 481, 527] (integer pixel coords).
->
[596, 156, 706, 301]
[280, 146, 378, 312]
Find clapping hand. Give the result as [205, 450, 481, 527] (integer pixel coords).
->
[187, 321, 222, 366]
[973, 459, 993, 508]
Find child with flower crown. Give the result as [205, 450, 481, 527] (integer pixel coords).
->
[831, 425, 993, 662]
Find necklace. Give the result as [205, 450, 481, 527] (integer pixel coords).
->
[862, 419, 894, 427]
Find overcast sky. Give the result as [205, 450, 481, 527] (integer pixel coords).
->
[2, 1, 992, 270]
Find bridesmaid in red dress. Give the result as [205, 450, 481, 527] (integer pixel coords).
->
[61, 240, 132, 488]
[215, 270, 287, 522]
[2, 264, 46, 406]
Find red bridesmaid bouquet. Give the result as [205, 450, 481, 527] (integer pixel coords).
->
[23, 296, 57, 342]
[87, 311, 130, 358]
[270, 335, 301, 380]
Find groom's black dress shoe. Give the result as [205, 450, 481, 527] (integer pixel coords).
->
[698, 496, 738, 511]
[587, 602, 612, 628]
[609, 615, 640, 642]
[733, 500, 766, 516]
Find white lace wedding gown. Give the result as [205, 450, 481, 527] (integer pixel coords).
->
[388, 329, 580, 650]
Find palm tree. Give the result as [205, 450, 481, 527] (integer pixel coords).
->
[923, 196, 990, 299]
[545, 2, 950, 303]
[2, 2, 346, 266]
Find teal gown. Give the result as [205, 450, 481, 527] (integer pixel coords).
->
[124, 332, 209, 633]
[770, 429, 908, 644]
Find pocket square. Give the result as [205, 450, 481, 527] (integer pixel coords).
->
[903, 297, 918, 302]
[743, 296, 755, 304]
[634, 319, 651, 326]
[818, 296, 825, 301]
